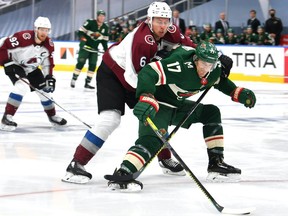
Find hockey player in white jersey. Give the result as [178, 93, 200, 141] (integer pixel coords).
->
[0, 16, 67, 131]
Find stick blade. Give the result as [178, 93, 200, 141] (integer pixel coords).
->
[221, 207, 256, 215]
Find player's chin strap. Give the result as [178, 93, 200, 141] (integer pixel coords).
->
[146, 117, 255, 215]
[15, 74, 92, 129]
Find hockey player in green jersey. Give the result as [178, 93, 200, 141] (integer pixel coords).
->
[71, 10, 109, 89]
[106, 41, 256, 191]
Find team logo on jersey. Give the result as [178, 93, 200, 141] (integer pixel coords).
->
[184, 61, 194, 68]
[167, 25, 176, 34]
[145, 35, 155, 45]
[22, 33, 31, 40]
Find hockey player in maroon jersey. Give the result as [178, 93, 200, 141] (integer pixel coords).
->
[0, 16, 67, 131]
[62, 1, 198, 184]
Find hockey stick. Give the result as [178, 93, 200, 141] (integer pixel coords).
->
[15, 74, 92, 129]
[146, 117, 256, 215]
[104, 87, 211, 182]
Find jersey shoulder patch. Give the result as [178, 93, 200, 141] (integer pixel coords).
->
[167, 25, 177, 34]
[144, 35, 156, 46]
[9, 30, 34, 48]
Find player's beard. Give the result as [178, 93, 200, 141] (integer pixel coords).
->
[36, 33, 47, 42]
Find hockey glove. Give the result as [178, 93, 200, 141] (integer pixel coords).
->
[231, 87, 256, 108]
[152, 48, 170, 62]
[43, 75, 56, 93]
[91, 32, 101, 39]
[133, 94, 159, 123]
[4, 63, 26, 77]
[219, 54, 233, 78]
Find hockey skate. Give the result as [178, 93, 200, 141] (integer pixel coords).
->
[158, 158, 186, 176]
[62, 160, 92, 184]
[84, 82, 95, 89]
[84, 77, 95, 89]
[107, 169, 143, 192]
[0, 114, 17, 131]
[70, 78, 76, 88]
[48, 115, 67, 127]
[206, 151, 241, 183]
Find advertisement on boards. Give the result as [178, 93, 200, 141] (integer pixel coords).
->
[53, 42, 287, 83]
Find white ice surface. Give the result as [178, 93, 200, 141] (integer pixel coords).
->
[0, 70, 287, 216]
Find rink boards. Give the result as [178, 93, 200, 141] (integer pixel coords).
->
[11, 41, 288, 83]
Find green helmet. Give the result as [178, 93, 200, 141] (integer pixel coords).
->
[97, 10, 106, 16]
[195, 41, 218, 63]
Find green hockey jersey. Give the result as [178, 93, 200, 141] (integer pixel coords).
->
[78, 19, 109, 51]
[136, 45, 237, 107]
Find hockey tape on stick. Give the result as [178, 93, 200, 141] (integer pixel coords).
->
[15, 74, 92, 129]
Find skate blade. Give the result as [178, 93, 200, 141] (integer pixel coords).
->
[50, 123, 67, 129]
[161, 168, 186, 176]
[61, 172, 91, 184]
[206, 172, 241, 183]
[107, 182, 142, 192]
[0, 124, 16, 131]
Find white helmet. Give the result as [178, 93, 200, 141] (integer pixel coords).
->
[34, 16, 51, 31]
[147, 2, 172, 19]
[147, 2, 172, 31]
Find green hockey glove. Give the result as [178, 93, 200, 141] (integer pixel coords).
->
[133, 94, 159, 123]
[231, 87, 256, 108]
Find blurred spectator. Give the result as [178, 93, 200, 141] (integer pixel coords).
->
[119, 24, 129, 41]
[188, 26, 201, 44]
[224, 28, 238, 44]
[128, 18, 137, 29]
[109, 25, 120, 42]
[112, 17, 123, 33]
[214, 12, 229, 35]
[200, 23, 215, 42]
[265, 9, 283, 45]
[254, 26, 274, 45]
[128, 24, 135, 32]
[172, 9, 186, 34]
[214, 28, 225, 44]
[247, 9, 261, 34]
[239, 25, 257, 45]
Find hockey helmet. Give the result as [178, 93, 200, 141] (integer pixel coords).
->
[147, 2, 172, 19]
[147, 2, 172, 32]
[195, 41, 218, 63]
[97, 10, 106, 16]
[34, 16, 51, 31]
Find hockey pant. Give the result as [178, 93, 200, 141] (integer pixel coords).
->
[120, 100, 224, 173]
